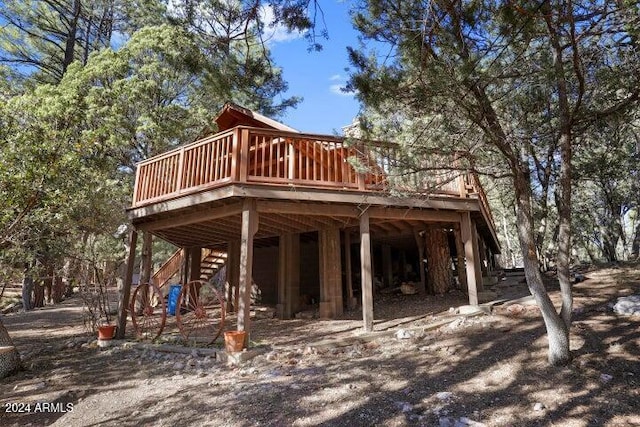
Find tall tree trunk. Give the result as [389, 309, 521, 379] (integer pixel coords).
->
[424, 226, 453, 294]
[33, 281, 45, 308]
[62, 0, 82, 75]
[631, 222, 640, 259]
[21, 270, 33, 311]
[0, 317, 21, 379]
[515, 170, 570, 366]
[544, 2, 575, 335]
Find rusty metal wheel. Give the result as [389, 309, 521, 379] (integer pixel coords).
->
[176, 280, 226, 345]
[130, 282, 166, 341]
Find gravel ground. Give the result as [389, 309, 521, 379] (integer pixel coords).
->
[1, 264, 639, 426]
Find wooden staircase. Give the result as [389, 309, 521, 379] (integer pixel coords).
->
[152, 248, 227, 290]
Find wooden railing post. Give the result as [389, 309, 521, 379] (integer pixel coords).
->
[230, 127, 241, 181]
[176, 147, 185, 193]
[239, 128, 250, 183]
[288, 140, 295, 180]
[132, 163, 142, 206]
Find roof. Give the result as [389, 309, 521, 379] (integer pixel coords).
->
[214, 102, 299, 133]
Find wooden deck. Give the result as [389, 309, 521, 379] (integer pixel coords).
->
[132, 126, 483, 208]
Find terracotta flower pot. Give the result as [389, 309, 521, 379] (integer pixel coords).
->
[224, 330, 246, 353]
[97, 325, 116, 340]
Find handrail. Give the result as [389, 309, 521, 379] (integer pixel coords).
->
[131, 125, 495, 219]
[152, 249, 184, 289]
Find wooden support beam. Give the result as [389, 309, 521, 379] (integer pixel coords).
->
[237, 199, 258, 343]
[277, 233, 300, 319]
[413, 229, 427, 294]
[453, 225, 468, 290]
[382, 244, 393, 287]
[138, 202, 244, 231]
[368, 207, 462, 223]
[226, 240, 240, 313]
[360, 211, 374, 332]
[478, 235, 488, 276]
[318, 227, 343, 318]
[460, 212, 482, 305]
[140, 232, 153, 285]
[188, 247, 202, 281]
[234, 186, 480, 212]
[344, 231, 357, 309]
[116, 229, 138, 339]
[472, 224, 484, 292]
[257, 200, 358, 217]
[180, 248, 189, 285]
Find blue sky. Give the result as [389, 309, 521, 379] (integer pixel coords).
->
[266, 1, 362, 135]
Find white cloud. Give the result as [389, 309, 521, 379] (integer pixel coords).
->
[329, 74, 343, 81]
[260, 5, 306, 44]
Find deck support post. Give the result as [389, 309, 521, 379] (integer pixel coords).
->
[237, 199, 258, 343]
[414, 230, 427, 294]
[140, 232, 153, 285]
[344, 231, 357, 309]
[226, 240, 240, 313]
[382, 244, 393, 288]
[472, 226, 484, 292]
[180, 249, 189, 285]
[453, 224, 468, 290]
[188, 247, 202, 281]
[360, 211, 374, 332]
[116, 228, 138, 339]
[277, 233, 300, 319]
[461, 212, 482, 305]
[319, 227, 343, 318]
[478, 236, 488, 277]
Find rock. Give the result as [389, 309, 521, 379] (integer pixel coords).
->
[446, 318, 465, 329]
[457, 417, 486, 427]
[395, 401, 413, 413]
[439, 417, 453, 427]
[34, 381, 47, 390]
[436, 391, 454, 401]
[600, 373, 613, 382]
[395, 329, 413, 339]
[191, 350, 199, 358]
[533, 402, 545, 411]
[506, 304, 526, 316]
[613, 295, 640, 316]
[173, 362, 185, 370]
[458, 305, 483, 315]
[266, 351, 278, 361]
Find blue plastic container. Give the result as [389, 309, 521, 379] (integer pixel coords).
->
[167, 284, 182, 316]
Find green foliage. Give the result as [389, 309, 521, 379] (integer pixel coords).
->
[573, 117, 640, 261]
[0, 0, 117, 83]
[0, 0, 308, 287]
[348, 0, 640, 264]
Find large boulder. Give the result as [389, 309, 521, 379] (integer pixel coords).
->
[0, 318, 21, 379]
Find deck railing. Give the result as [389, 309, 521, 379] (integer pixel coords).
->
[132, 126, 483, 208]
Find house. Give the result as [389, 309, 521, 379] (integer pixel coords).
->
[119, 103, 500, 340]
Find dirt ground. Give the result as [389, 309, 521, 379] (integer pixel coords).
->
[1, 264, 639, 427]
